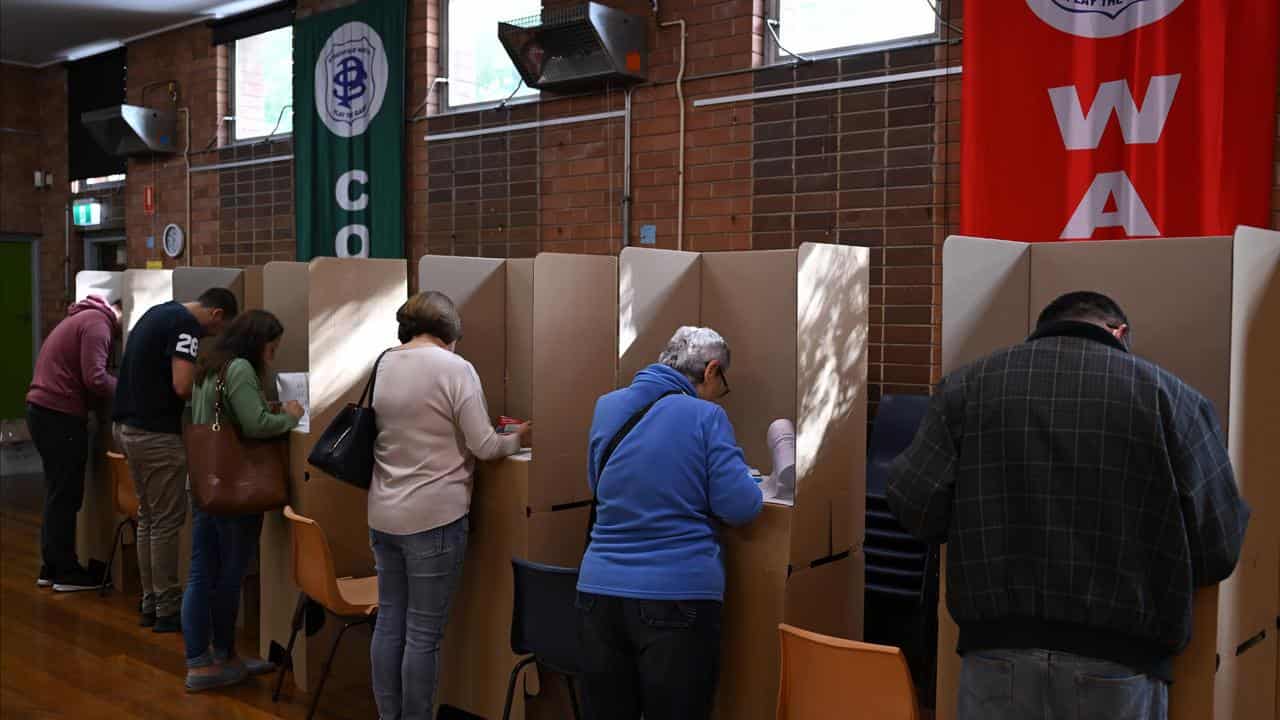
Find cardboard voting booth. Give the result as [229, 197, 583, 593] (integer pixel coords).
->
[258, 258, 407, 693]
[618, 243, 870, 720]
[74, 266, 247, 594]
[420, 253, 608, 719]
[935, 229, 1280, 720]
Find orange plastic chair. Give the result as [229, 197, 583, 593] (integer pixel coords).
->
[273, 505, 378, 720]
[99, 451, 139, 596]
[776, 623, 920, 720]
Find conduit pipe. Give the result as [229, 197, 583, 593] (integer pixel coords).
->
[178, 108, 192, 265]
[621, 85, 634, 247]
[659, 18, 686, 251]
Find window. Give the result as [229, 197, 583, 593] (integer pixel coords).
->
[768, 0, 938, 62]
[71, 174, 126, 194]
[444, 0, 539, 110]
[232, 26, 294, 141]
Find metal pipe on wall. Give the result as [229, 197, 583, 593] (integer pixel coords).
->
[659, 18, 687, 251]
[178, 108, 192, 265]
[621, 86, 634, 247]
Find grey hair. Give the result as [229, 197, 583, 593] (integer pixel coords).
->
[658, 326, 730, 385]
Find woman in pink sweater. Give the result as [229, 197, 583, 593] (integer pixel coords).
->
[26, 294, 121, 592]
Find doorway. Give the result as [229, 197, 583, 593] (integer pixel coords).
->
[0, 236, 38, 421]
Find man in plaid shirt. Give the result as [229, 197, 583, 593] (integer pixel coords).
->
[887, 291, 1249, 720]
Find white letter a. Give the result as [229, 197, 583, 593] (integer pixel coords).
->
[1061, 171, 1159, 239]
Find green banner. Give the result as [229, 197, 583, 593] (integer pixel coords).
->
[295, 0, 405, 259]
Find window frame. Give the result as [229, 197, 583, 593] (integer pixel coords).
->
[764, 0, 941, 66]
[228, 26, 295, 144]
[439, 0, 540, 114]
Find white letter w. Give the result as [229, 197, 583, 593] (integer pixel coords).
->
[1048, 74, 1181, 150]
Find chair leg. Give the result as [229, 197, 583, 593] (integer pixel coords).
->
[565, 674, 583, 720]
[501, 656, 537, 720]
[273, 593, 307, 703]
[98, 518, 128, 597]
[307, 618, 368, 720]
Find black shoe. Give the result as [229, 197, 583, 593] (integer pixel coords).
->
[52, 568, 106, 593]
[139, 610, 157, 627]
[37, 566, 52, 588]
[153, 613, 181, 633]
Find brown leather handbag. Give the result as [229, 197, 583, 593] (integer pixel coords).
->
[185, 367, 289, 515]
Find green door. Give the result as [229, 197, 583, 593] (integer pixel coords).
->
[0, 241, 35, 420]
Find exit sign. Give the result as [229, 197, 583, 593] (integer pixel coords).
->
[72, 199, 103, 226]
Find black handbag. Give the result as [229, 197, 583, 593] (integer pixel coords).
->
[307, 349, 390, 490]
[584, 390, 682, 548]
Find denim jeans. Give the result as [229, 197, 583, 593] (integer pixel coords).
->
[181, 501, 263, 666]
[370, 516, 468, 720]
[577, 592, 723, 720]
[958, 648, 1168, 720]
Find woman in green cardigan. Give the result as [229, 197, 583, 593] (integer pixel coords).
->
[182, 309, 303, 692]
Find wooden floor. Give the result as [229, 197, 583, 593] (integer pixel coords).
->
[0, 467, 380, 720]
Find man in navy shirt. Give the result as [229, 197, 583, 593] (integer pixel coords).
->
[113, 287, 237, 632]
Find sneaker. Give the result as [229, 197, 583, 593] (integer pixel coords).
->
[52, 568, 105, 593]
[185, 663, 249, 693]
[37, 566, 52, 588]
[139, 610, 157, 627]
[153, 613, 181, 633]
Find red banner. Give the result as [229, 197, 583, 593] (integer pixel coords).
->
[961, 0, 1278, 241]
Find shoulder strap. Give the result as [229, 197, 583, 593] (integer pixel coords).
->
[586, 390, 684, 547]
[357, 349, 393, 409]
[596, 390, 683, 483]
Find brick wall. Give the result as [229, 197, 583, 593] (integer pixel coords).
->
[417, 0, 959, 410]
[0, 63, 73, 337]
[12, 0, 1280, 396]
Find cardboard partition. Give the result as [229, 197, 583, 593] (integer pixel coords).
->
[531, 253, 618, 512]
[795, 243, 869, 573]
[437, 453, 591, 720]
[419, 256, 508, 417]
[701, 250, 797, 470]
[617, 247, 701, 383]
[257, 258, 406, 692]
[242, 265, 264, 311]
[300, 257, 406, 574]
[75, 270, 122, 303]
[617, 244, 869, 720]
[506, 259, 534, 422]
[172, 267, 245, 309]
[120, 269, 172, 339]
[936, 232, 1280, 720]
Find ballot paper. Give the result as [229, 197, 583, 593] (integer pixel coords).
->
[276, 372, 311, 433]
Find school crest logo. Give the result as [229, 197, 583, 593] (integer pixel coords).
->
[1026, 0, 1183, 38]
[315, 21, 389, 138]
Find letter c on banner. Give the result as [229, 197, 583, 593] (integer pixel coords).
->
[336, 170, 369, 211]
[335, 225, 370, 258]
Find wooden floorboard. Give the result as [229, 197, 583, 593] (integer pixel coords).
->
[0, 472, 379, 720]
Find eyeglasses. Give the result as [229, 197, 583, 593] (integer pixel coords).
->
[716, 366, 731, 399]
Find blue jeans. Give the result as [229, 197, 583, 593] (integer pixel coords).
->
[370, 516, 469, 720]
[181, 501, 263, 666]
[958, 648, 1168, 720]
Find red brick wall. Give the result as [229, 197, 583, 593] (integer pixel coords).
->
[418, 0, 959, 409]
[13, 0, 1280, 399]
[1, 63, 72, 337]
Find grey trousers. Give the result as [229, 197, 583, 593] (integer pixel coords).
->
[958, 648, 1168, 720]
[114, 424, 188, 617]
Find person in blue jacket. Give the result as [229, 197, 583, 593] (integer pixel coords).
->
[578, 326, 764, 720]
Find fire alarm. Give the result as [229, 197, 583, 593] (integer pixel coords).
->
[162, 223, 185, 258]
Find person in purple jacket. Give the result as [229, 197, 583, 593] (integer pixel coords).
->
[25, 293, 122, 592]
